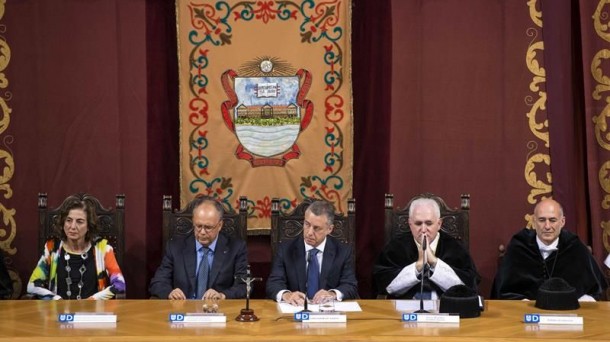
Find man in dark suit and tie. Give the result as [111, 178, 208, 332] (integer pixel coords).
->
[266, 200, 358, 305]
[149, 196, 248, 300]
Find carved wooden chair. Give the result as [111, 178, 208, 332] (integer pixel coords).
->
[270, 197, 356, 259]
[38, 193, 125, 266]
[384, 193, 470, 250]
[161, 195, 248, 246]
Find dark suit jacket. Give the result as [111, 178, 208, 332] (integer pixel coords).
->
[149, 233, 248, 299]
[266, 236, 358, 300]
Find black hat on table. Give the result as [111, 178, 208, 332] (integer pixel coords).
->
[439, 284, 481, 318]
[535, 277, 580, 310]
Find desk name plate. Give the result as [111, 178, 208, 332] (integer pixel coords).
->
[294, 312, 347, 323]
[523, 313, 583, 325]
[402, 313, 460, 324]
[58, 312, 117, 323]
[169, 313, 227, 323]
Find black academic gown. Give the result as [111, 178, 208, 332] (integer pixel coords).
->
[372, 231, 479, 298]
[0, 253, 12, 299]
[491, 228, 608, 300]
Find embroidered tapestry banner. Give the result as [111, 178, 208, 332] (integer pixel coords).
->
[177, 0, 353, 229]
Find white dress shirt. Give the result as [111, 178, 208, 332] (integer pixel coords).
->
[536, 236, 558, 260]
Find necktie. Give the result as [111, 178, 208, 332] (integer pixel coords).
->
[307, 248, 320, 299]
[196, 247, 210, 299]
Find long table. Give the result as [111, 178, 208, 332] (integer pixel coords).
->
[1, 299, 609, 341]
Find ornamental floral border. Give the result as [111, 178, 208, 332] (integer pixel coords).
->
[182, 0, 350, 217]
[591, 0, 610, 253]
[0, 0, 18, 297]
[523, 0, 552, 227]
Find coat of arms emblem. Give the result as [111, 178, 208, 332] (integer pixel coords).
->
[221, 58, 313, 167]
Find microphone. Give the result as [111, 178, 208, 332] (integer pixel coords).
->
[414, 234, 429, 313]
[422, 234, 427, 251]
[422, 234, 428, 272]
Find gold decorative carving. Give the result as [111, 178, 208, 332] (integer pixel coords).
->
[524, 148, 552, 204]
[523, 2, 552, 228]
[0, 0, 18, 297]
[593, 0, 610, 43]
[592, 99, 610, 150]
[600, 161, 610, 209]
[525, 93, 549, 148]
[602, 220, 610, 252]
[591, 50, 610, 150]
[591, 49, 610, 102]
[525, 42, 549, 147]
[526, 0, 542, 28]
[592, 1, 610, 255]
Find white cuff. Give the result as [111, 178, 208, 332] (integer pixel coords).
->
[276, 290, 290, 302]
[329, 289, 343, 301]
[428, 259, 464, 291]
[578, 294, 596, 302]
[386, 263, 419, 296]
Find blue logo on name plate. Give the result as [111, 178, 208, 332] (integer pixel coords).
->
[294, 312, 310, 321]
[58, 314, 75, 323]
[402, 313, 418, 322]
[524, 314, 540, 323]
[169, 313, 185, 322]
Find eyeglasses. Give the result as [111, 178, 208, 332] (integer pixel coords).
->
[193, 220, 221, 232]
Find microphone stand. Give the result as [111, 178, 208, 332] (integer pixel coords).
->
[414, 235, 429, 313]
[302, 297, 311, 312]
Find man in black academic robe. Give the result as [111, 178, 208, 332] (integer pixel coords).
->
[492, 228, 607, 300]
[372, 198, 479, 299]
[492, 198, 607, 300]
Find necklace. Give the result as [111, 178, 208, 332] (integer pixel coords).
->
[64, 252, 88, 300]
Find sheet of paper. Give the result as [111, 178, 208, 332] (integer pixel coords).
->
[278, 301, 362, 314]
[394, 300, 439, 313]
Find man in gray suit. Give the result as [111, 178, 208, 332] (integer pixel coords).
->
[150, 196, 248, 299]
